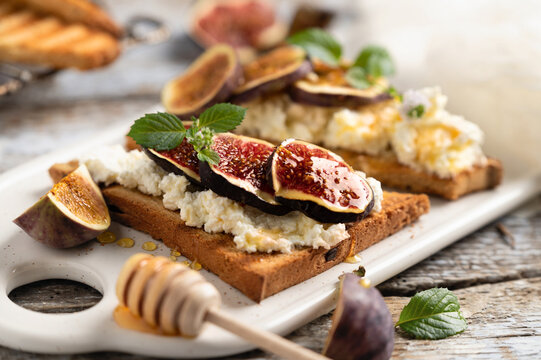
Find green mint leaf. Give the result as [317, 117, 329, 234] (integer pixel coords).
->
[407, 104, 425, 118]
[396, 288, 467, 340]
[198, 103, 246, 133]
[345, 67, 371, 89]
[127, 112, 186, 151]
[197, 148, 220, 165]
[186, 126, 215, 152]
[287, 28, 342, 66]
[353, 45, 395, 78]
[387, 86, 402, 101]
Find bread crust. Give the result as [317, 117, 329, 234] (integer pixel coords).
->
[49, 162, 429, 302]
[0, 1, 121, 69]
[336, 150, 503, 200]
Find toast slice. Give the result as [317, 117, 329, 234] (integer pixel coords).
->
[49, 162, 430, 302]
[337, 150, 503, 200]
[0, 1, 120, 69]
[6, 0, 122, 37]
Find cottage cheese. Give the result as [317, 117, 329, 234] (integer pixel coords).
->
[80, 145, 383, 254]
[392, 87, 487, 178]
[239, 88, 487, 178]
[237, 95, 398, 155]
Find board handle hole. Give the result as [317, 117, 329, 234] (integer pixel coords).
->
[8, 279, 102, 314]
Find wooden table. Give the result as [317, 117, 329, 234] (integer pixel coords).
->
[1, 1, 540, 358]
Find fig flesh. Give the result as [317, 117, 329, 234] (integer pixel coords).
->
[267, 139, 374, 223]
[191, 0, 285, 50]
[199, 133, 289, 215]
[231, 46, 312, 103]
[13, 165, 110, 248]
[145, 138, 202, 186]
[289, 67, 391, 107]
[161, 44, 242, 118]
[323, 273, 394, 360]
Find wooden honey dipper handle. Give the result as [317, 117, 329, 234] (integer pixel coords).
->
[206, 308, 329, 360]
[116, 254, 329, 360]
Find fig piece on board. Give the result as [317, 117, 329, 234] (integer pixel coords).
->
[13, 165, 110, 248]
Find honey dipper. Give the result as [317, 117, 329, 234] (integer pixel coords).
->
[116, 253, 329, 360]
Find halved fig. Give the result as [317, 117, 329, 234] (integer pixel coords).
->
[231, 46, 312, 103]
[161, 44, 242, 118]
[323, 273, 394, 360]
[267, 139, 374, 223]
[190, 0, 285, 51]
[13, 165, 110, 248]
[289, 67, 391, 107]
[199, 133, 289, 215]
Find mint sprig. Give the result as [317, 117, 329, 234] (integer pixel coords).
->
[353, 45, 395, 78]
[287, 28, 342, 66]
[127, 103, 246, 165]
[407, 104, 425, 118]
[287, 28, 395, 91]
[396, 288, 467, 340]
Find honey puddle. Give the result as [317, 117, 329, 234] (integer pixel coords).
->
[114, 306, 173, 336]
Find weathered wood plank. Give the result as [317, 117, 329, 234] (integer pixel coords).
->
[378, 196, 541, 296]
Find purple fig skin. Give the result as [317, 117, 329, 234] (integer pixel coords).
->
[230, 60, 313, 104]
[13, 195, 105, 249]
[199, 161, 290, 216]
[323, 274, 394, 360]
[144, 148, 203, 186]
[162, 44, 243, 119]
[289, 82, 392, 108]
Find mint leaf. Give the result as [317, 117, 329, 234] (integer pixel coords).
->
[387, 86, 402, 101]
[407, 104, 425, 118]
[198, 103, 246, 133]
[287, 28, 342, 66]
[396, 288, 467, 340]
[345, 67, 371, 89]
[353, 45, 395, 78]
[197, 148, 220, 165]
[128, 112, 186, 151]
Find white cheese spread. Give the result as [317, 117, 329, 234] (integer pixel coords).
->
[238, 87, 487, 178]
[80, 146, 383, 254]
[237, 95, 398, 155]
[392, 87, 487, 177]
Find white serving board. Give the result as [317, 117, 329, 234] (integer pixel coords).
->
[0, 117, 540, 358]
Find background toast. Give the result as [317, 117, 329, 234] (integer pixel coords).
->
[0, 0, 120, 69]
[337, 150, 503, 200]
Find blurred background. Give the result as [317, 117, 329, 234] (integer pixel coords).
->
[1, 0, 540, 173]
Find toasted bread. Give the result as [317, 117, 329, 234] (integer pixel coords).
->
[337, 150, 503, 200]
[7, 0, 122, 37]
[49, 162, 430, 302]
[0, 1, 120, 69]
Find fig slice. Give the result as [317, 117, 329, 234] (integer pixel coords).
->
[161, 44, 242, 118]
[199, 133, 290, 215]
[231, 46, 313, 103]
[144, 126, 202, 186]
[323, 274, 394, 360]
[289, 67, 391, 107]
[267, 139, 374, 223]
[13, 165, 110, 249]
